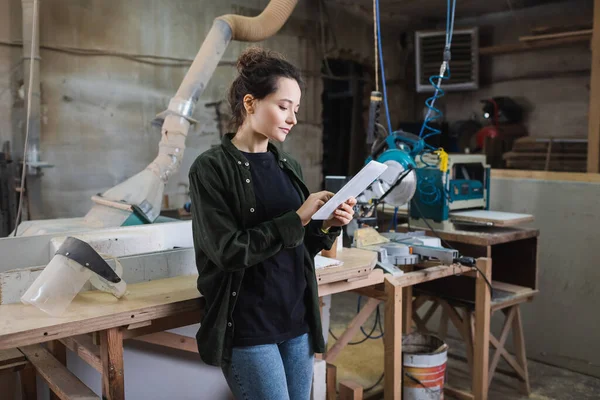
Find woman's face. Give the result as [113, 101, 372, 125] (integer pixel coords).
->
[245, 77, 301, 143]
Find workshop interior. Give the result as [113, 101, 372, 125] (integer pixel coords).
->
[0, 0, 599, 399]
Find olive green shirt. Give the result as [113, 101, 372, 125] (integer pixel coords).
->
[188, 133, 340, 366]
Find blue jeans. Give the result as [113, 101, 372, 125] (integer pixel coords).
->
[222, 333, 314, 400]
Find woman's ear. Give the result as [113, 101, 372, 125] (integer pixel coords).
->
[243, 94, 255, 114]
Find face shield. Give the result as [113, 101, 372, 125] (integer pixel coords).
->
[21, 237, 127, 316]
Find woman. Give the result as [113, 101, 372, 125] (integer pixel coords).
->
[188, 46, 356, 400]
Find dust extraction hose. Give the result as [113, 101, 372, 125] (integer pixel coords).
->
[93, 0, 298, 223]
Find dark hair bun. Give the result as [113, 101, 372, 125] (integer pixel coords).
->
[236, 47, 286, 73]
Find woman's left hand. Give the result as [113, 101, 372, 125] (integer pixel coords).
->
[323, 197, 357, 229]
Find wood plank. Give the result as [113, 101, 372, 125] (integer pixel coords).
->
[491, 292, 537, 313]
[589, 0, 600, 172]
[396, 224, 539, 246]
[327, 363, 337, 400]
[0, 348, 25, 366]
[492, 281, 534, 295]
[60, 336, 101, 373]
[134, 332, 197, 354]
[339, 380, 363, 400]
[489, 335, 526, 378]
[127, 321, 152, 330]
[100, 328, 124, 400]
[384, 276, 402, 400]
[492, 169, 600, 183]
[122, 309, 202, 340]
[48, 340, 67, 400]
[316, 248, 377, 285]
[480, 35, 590, 55]
[512, 307, 531, 395]
[473, 258, 492, 400]
[351, 285, 387, 301]
[319, 269, 384, 297]
[391, 264, 474, 288]
[20, 365, 38, 400]
[503, 151, 587, 160]
[0, 360, 28, 372]
[402, 266, 414, 334]
[519, 28, 593, 42]
[488, 307, 517, 386]
[0, 275, 204, 350]
[324, 298, 380, 363]
[449, 210, 534, 227]
[20, 345, 98, 399]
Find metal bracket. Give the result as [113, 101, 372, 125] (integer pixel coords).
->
[55, 237, 121, 283]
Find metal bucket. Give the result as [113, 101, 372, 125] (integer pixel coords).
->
[402, 333, 448, 400]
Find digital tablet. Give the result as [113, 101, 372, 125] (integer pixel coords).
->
[312, 160, 388, 220]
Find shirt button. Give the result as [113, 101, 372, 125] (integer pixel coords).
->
[250, 208, 255, 213]
[227, 322, 232, 327]
[246, 178, 251, 183]
[282, 158, 287, 162]
[244, 162, 249, 167]
[237, 161, 242, 165]
[232, 291, 237, 296]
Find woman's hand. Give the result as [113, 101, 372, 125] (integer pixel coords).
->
[323, 197, 357, 230]
[296, 191, 335, 226]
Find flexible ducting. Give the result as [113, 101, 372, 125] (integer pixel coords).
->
[90, 0, 298, 224]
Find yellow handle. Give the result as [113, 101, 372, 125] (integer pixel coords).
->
[434, 149, 449, 172]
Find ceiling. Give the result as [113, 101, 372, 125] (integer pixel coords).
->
[325, 0, 568, 26]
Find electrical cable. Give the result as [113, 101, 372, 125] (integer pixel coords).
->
[13, 0, 38, 237]
[358, 298, 383, 339]
[364, 372, 385, 392]
[410, 200, 494, 296]
[328, 308, 381, 345]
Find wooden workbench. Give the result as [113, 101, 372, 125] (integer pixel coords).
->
[394, 224, 539, 399]
[0, 247, 490, 400]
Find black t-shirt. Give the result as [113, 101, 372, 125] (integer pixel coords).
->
[231, 150, 309, 346]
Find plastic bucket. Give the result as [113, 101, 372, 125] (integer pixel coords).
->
[402, 333, 448, 400]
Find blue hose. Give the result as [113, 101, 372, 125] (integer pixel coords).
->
[375, 0, 392, 136]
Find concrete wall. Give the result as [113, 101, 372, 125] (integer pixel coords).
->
[0, 0, 331, 219]
[490, 176, 600, 377]
[0, 0, 22, 149]
[442, 0, 593, 139]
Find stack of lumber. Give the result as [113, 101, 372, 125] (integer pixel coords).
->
[502, 137, 587, 172]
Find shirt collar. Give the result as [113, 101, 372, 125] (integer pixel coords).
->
[221, 133, 284, 164]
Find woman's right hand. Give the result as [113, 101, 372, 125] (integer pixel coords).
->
[296, 191, 334, 226]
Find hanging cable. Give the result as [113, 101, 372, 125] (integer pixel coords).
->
[375, 0, 392, 135]
[14, 0, 39, 237]
[373, 0, 379, 92]
[358, 297, 384, 339]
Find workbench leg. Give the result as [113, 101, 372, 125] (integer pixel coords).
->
[473, 258, 491, 400]
[384, 277, 402, 400]
[402, 266, 413, 334]
[324, 298, 380, 363]
[100, 327, 125, 400]
[47, 340, 67, 400]
[20, 366, 37, 400]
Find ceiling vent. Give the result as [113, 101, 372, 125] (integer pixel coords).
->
[415, 28, 479, 93]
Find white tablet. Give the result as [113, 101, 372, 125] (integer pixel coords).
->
[312, 160, 388, 220]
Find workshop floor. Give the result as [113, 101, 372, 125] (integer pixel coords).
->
[328, 292, 600, 400]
